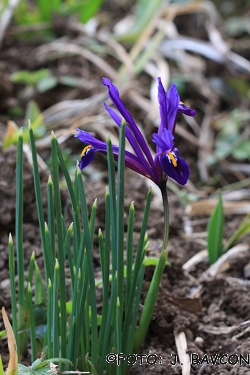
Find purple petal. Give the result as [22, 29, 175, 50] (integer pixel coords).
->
[122, 151, 157, 182]
[178, 102, 196, 117]
[104, 103, 123, 126]
[75, 128, 157, 183]
[158, 79, 179, 135]
[161, 129, 174, 149]
[166, 84, 179, 133]
[157, 78, 168, 135]
[152, 129, 174, 153]
[104, 103, 157, 179]
[158, 148, 189, 185]
[75, 129, 107, 151]
[79, 146, 95, 170]
[102, 78, 155, 169]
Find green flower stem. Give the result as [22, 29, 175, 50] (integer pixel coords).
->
[133, 182, 169, 353]
[161, 182, 169, 251]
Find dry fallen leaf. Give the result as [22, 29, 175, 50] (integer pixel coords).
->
[2, 307, 18, 375]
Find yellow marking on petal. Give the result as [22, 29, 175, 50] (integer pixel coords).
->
[167, 151, 177, 167]
[179, 101, 184, 104]
[81, 145, 92, 157]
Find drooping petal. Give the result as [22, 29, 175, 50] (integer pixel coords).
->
[152, 129, 174, 153]
[75, 129, 107, 150]
[79, 146, 96, 170]
[158, 148, 190, 185]
[75, 128, 157, 182]
[178, 102, 196, 117]
[102, 78, 155, 169]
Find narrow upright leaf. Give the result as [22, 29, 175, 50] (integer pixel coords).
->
[207, 191, 224, 264]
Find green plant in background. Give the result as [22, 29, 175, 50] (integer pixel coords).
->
[14, 0, 104, 25]
[212, 109, 250, 162]
[207, 191, 224, 264]
[11, 68, 94, 96]
[207, 192, 250, 264]
[0, 0, 8, 15]
[116, 0, 165, 42]
[2, 101, 46, 149]
[11, 69, 51, 87]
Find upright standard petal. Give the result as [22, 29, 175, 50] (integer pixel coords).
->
[102, 78, 155, 169]
[104, 103, 158, 181]
[158, 79, 179, 135]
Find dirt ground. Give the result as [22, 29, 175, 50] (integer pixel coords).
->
[1, 4, 250, 374]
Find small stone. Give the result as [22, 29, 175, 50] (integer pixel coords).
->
[194, 337, 204, 345]
[243, 263, 250, 279]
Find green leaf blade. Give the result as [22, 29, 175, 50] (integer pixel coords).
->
[207, 192, 224, 264]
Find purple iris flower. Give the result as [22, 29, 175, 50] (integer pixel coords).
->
[75, 78, 195, 187]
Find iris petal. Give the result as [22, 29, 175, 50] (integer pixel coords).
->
[161, 129, 174, 150]
[103, 78, 155, 169]
[157, 78, 168, 135]
[178, 102, 196, 117]
[75, 128, 157, 182]
[104, 103, 158, 180]
[75, 129, 107, 150]
[79, 146, 96, 170]
[158, 148, 190, 185]
[103, 103, 122, 126]
[152, 129, 174, 153]
[76, 78, 195, 187]
[158, 79, 179, 135]
[165, 83, 179, 133]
